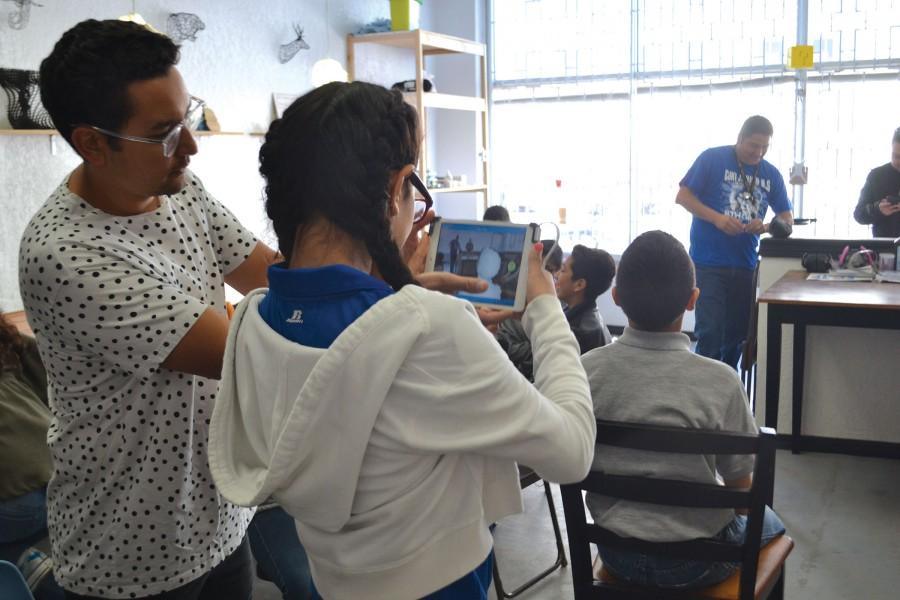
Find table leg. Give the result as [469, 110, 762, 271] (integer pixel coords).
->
[792, 321, 807, 454]
[765, 306, 782, 431]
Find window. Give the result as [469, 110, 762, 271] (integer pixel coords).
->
[490, 0, 900, 253]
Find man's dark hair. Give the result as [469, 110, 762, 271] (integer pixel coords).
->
[541, 239, 563, 272]
[482, 205, 510, 222]
[738, 115, 774, 141]
[892, 127, 900, 145]
[615, 231, 695, 331]
[39, 19, 180, 152]
[569, 245, 615, 302]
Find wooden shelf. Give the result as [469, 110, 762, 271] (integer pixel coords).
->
[348, 28, 490, 210]
[0, 129, 264, 137]
[0, 129, 56, 136]
[348, 29, 485, 57]
[403, 92, 486, 112]
[428, 185, 487, 194]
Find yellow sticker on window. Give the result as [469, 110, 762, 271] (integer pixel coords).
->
[789, 45, 814, 69]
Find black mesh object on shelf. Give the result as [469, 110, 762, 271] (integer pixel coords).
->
[0, 68, 54, 129]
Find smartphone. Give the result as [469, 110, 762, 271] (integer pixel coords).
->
[886, 195, 900, 205]
[425, 218, 540, 311]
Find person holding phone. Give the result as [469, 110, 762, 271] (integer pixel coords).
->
[853, 127, 900, 238]
[207, 81, 595, 600]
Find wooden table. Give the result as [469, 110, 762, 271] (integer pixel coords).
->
[758, 270, 900, 457]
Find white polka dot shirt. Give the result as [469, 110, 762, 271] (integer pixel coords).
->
[18, 172, 257, 598]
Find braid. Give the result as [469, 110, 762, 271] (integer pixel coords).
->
[260, 117, 305, 261]
[363, 209, 417, 291]
[258, 81, 423, 289]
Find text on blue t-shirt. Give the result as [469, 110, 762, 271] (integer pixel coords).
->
[680, 145, 791, 269]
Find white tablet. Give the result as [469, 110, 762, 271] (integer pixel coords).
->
[425, 218, 540, 311]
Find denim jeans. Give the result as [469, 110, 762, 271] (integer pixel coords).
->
[598, 506, 786, 589]
[0, 489, 48, 545]
[694, 265, 755, 370]
[248, 507, 313, 600]
[310, 549, 495, 600]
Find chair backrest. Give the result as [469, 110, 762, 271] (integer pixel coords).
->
[560, 420, 777, 600]
[0, 560, 34, 600]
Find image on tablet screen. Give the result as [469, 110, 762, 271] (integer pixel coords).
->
[434, 222, 527, 307]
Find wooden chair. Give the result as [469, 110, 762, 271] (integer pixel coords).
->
[0, 560, 34, 600]
[560, 420, 793, 600]
[492, 466, 568, 598]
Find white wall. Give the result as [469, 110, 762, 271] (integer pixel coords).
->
[0, 0, 435, 311]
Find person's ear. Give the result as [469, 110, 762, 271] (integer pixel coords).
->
[685, 287, 701, 311]
[611, 286, 622, 307]
[71, 127, 109, 167]
[572, 278, 586, 294]
[387, 164, 415, 218]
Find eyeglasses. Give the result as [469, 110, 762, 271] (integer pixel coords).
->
[407, 169, 433, 224]
[82, 96, 206, 158]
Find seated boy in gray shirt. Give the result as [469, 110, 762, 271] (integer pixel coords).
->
[580, 230, 785, 590]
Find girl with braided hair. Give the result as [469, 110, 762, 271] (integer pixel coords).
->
[208, 81, 595, 600]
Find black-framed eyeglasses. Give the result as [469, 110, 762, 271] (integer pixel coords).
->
[77, 95, 206, 158]
[407, 170, 433, 224]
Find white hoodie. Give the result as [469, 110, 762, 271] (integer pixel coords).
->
[208, 285, 595, 600]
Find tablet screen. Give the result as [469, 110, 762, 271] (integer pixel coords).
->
[433, 221, 529, 307]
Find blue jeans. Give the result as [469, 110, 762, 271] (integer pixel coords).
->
[0, 489, 48, 546]
[694, 265, 754, 370]
[0, 488, 65, 600]
[310, 550, 494, 600]
[598, 506, 786, 589]
[248, 507, 313, 600]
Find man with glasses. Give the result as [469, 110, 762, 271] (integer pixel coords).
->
[675, 115, 793, 370]
[18, 19, 276, 600]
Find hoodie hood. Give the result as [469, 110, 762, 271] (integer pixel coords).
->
[209, 288, 423, 532]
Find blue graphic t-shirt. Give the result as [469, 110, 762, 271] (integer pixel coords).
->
[680, 145, 791, 269]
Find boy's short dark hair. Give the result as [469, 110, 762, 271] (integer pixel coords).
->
[738, 115, 774, 141]
[570, 245, 616, 301]
[892, 127, 900, 145]
[39, 19, 180, 152]
[615, 231, 695, 331]
[541, 239, 563, 272]
[482, 205, 510, 222]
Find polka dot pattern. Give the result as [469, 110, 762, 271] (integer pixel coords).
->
[17, 171, 257, 598]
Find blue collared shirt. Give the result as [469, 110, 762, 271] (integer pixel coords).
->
[258, 263, 394, 348]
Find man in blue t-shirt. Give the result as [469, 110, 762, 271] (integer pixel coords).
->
[676, 115, 793, 369]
